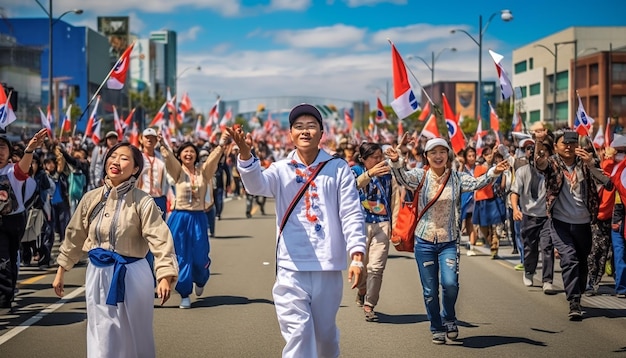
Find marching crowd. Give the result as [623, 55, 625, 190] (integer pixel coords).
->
[0, 103, 625, 356]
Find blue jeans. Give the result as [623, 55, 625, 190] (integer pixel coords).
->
[206, 206, 216, 237]
[611, 230, 626, 294]
[414, 238, 459, 333]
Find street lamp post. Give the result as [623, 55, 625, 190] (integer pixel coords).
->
[35, 0, 82, 122]
[534, 40, 577, 128]
[408, 48, 457, 100]
[451, 10, 513, 128]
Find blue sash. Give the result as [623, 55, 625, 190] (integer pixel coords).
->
[88, 247, 141, 306]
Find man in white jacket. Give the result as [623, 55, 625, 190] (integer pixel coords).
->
[226, 104, 366, 358]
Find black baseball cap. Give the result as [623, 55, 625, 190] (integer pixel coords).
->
[561, 131, 579, 144]
[288, 104, 323, 129]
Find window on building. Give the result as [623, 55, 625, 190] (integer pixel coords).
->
[515, 60, 527, 74]
[589, 96, 599, 118]
[529, 83, 541, 96]
[612, 63, 626, 83]
[520, 112, 527, 122]
[529, 58, 534, 70]
[529, 110, 541, 123]
[556, 71, 568, 91]
[576, 65, 587, 87]
[590, 64, 599, 86]
[520, 86, 528, 98]
[612, 95, 626, 117]
[556, 102, 568, 120]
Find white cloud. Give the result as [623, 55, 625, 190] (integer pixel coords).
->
[272, 24, 367, 49]
[344, 0, 407, 7]
[371, 23, 472, 45]
[268, 0, 311, 11]
[179, 26, 203, 43]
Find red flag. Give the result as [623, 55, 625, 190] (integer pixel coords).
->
[38, 107, 53, 137]
[180, 92, 192, 113]
[123, 107, 135, 130]
[129, 122, 139, 148]
[375, 97, 387, 124]
[489, 102, 501, 147]
[418, 101, 430, 121]
[442, 94, 466, 153]
[106, 42, 135, 90]
[344, 109, 353, 132]
[91, 119, 102, 145]
[512, 111, 522, 132]
[113, 105, 124, 139]
[61, 104, 72, 133]
[420, 114, 440, 139]
[85, 96, 100, 137]
[397, 120, 404, 143]
[390, 42, 419, 119]
[149, 100, 168, 127]
[219, 108, 233, 130]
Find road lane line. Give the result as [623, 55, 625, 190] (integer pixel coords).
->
[0, 286, 86, 346]
[18, 274, 47, 286]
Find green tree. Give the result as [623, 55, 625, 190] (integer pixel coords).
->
[495, 101, 514, 135]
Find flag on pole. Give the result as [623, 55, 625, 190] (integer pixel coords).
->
[474, 115, 485, 156]
[61, 104, 72, 133]
[91, 119, 102, 145]
[593, 124, 605, 148]
[488, 49, 514, 100]
[219, 108, 233, 130]
[85, 96, 101, 137]
[418, 101, 430, 121]
[574, 94, 594, 136]
[129, 121, 139, 147]
[488, 101, 501, 146]
[123, 107, 135, 131]
[0, 83, 16, 130]
[207, 98, 220, 129]
[420, 114, 440, 139]
[442, 94, 466, 153]
[390, 42, 420, 119]
[149, 100, 169, 127]
[38, 107, 53, 137]
[107, 43, 135, 90]
[180, 92, 192, 113]
[112, 105, 124, 139]
[375, 97, 387, 124]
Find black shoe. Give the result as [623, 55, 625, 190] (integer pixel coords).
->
[246, 212, 252, 218]
[444, 321, 459, 340]
[511, 249, 519, 255]
[568, 301, 583, 321]
[432, 332, 446, 344]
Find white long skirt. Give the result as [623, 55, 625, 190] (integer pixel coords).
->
[85, 258, 155, 358]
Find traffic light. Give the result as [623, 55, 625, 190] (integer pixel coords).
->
[1, 83, 18, 111]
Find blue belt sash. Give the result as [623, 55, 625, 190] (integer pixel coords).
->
[88, 247, 141, 306]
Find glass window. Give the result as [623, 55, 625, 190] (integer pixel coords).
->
[514, 60, 527, 74]
[529, 58, 534, 70]
[576, 65, 587, 87]
[529, 83, 541, 96]
[590, 64, 599, 86]
[556, 71, 568, 91]
[612, 63, 626, 83]
[520, 86, 528, 98]
[590, 96, 599, 117]
[556, 102, 568, 120]
[529, 110, 541, 123]
[612, 95, 626, 116]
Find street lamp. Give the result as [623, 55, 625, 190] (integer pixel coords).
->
[534, 40, 577, 128]
[366, 82, 390, 105]
[451, 9, 513, 127]
[408, 47, 457, 100]
[35, 0, 82, 121]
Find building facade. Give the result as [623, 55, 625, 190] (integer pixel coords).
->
[512, 26, 626, 128]
[149, 30, 177, 96]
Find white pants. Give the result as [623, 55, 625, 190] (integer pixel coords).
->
[85, 259, 155, 358]
[273, 268, 343, 358]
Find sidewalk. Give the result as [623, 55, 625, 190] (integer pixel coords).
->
[459, 236, 626, 312]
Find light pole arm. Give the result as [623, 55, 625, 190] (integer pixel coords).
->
[409, 56, 432, 72]
[534, 44, 556, 57]
[34, 0, 50, 16]
[480, 12, 500, 38]
[451, 28, 479, 47]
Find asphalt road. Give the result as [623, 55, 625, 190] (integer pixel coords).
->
[1, 197, 625, 357]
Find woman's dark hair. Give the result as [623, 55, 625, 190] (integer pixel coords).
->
[463, 147, 476, 161]
[357, 142, 382, 163]
[176, 142, 200, 165]
[102, 142, 144, 180]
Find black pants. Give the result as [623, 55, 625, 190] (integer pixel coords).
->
[246, 194, 265, 215]
[522, 215, 555, 283]
[550, 218, 592, 302]
[0, 213, 26, 308]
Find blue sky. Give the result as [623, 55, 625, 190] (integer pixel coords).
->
[5, 0, 626, 112]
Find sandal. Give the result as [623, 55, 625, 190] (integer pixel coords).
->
[364, 305, 379, 322]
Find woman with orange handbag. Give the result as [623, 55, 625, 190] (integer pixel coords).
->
[385, 137, 509, 345]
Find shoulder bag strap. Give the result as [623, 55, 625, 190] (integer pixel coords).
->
[278, 159, 332, 236]
[416, 169, 451, 223]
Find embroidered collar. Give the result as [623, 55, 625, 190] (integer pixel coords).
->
[287, 158, 324, 232]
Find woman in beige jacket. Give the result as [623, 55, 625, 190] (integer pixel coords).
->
[53, 142, 178, 358]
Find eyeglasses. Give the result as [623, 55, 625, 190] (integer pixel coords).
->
[525, 146, 534, 151]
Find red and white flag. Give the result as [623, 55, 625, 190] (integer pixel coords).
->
[123, 107, 135, 131]
[420, 114, 440, 139]
[91, 119, 102, 145]
[574, 94, 594, 137]
[107, 42, 135, 90]
[149, 100, 169, 127]
[61, 104, 72, 133]
[38, 107, 53, 137]
[129, 121, 139, 148]
[0, 83, 16, 130]
[442, 94, 465, 153]
[85, 96, 100, 137]
[390, 42, 420, 119]
[418, 101, 430, 121]
[593, 124, 605, 148]
[180, 92, 192, 113]
[489, 102, 501, 147]
[219, 108, 233, 130]
[474, 117, 485, 156]
[489, 49, 514, 100]
[375, 97, 387, 124]
[112, 105, 124, 139]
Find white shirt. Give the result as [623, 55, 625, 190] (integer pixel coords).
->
[0, 163, 28, 214]
[238, 149, 366, 271]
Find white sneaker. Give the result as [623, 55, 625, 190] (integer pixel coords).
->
[466, 250, 477, 257]
[179, 297, 191, 309]
[543, 282, 557, 295]
[523, 272, 534, 287]
[194, 284, 204, 297]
